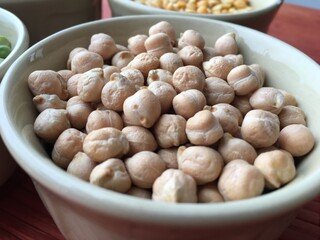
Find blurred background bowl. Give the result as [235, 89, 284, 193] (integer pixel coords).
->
[1, 15, 320, 240]
[108, 0, 283, 32]
[0, 7, 29, 186]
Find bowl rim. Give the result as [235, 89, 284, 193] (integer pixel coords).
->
[1, 14, 319, 226]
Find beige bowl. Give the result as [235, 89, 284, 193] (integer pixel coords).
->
[108, 0, 283, 32]
[1, 15, 320, 240]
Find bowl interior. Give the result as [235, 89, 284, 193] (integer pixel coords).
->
[1, 15, 319, 224]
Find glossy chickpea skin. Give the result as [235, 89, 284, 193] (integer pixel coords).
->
[148, 21, 176, 46]
[278, 105, 306, 129]
[52, 128, 87, 169]
[125, 151, 166, 189]
[159, 52, 184, 74]
[88, 33, 118, 61]
[153, 114, 188, 149]
[178, 146, 224, 185]
[218, 159, 265, 201]
[67, 152, 97, 181]
[71, 50, 104, 74]
[66, 96, 93, 130]
[214, 32, 238, 56]
[204, 77, 235, 105]
[198, 182, 224, 203]
[127, 52, 160, 78]
[186, 109, 224, 146]
[254, 149, 296, 189]
[83, 127, 129, 163]
[86, 109, 123, 133]
[203, 56, 234, 80]
[90, 158, 132, 193]
[278, 124, 315, 157]
[152, 169, 197, 203]
[144, 32, 174, 59]
[33, 94, 67, 112]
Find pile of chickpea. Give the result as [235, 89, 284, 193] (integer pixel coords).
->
[133, 0, 252, 14]
[28, 21, 315, 203]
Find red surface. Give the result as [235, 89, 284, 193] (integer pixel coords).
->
[0, 2, 319, 240]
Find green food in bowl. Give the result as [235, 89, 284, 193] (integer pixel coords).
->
[0, 35, 12, 59]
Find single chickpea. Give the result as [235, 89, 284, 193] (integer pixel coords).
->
[148, 21, 177, 46]
[88, 33, 118, 61]
[144, 32, 174, 58]
[197, 182, 224, 203]
[152, 169, 197, 203]
[153, 114, 188, 149]
[227, 64, 265, 96]
[51, 128, 87, 169]
[71, 50, 104, 74]
[126, 186, 152, 199]
[254, 149, 296, 189]
[120, 68, 145, 87]
[67, 47, 88, 70]
[202, 56, 234, 80]
[249, 87, 285, 114]
[57, 69, 74, 82]
[102, 65, 120, 83]
[86, 109, 124, 133]
[66, 96, 93, 130]
[202, 46, 217, 61]
[172, 65, 206, 92]
[214, 32, 238, 56]
[121, 126, 158, 157]
[116, 44, 128, 52]
[278, 89, 297, 106]
[178, 29, 205, 49]
[224, 54, 244, 67]
[127, 52, 160, 78]
[278, 105, 306, 129]
[77, 68, 105, 103]
[177, 45, 203, 68]
[148, 81, 177, 113]
[218, 159, 265, 201]
[101, 72, 137, 112]
[125, 151, 166, 188]
[172, 89, 207, 119]
[33, 108, 71, 143]
[127, 34, 148, 55]
[28, 70, 68, 100]
[231, 95, 252, 116]
[146, 69, 173, 86]
[204, 77, 235, 105]
[157, 147, 179, 169]
[67, 73, 82, 97]
[111, 51, 135, 70]
[186, 109, 224, 146]
[67, 152, 97, 181]
[218, 133, 257, 164]
[277, 124, 315, 157]
[90, 158, 132, 193]
[122, 88, 161, 128]
[177, 146, 224, 185]
[33, 94, 67, 112]
[83, 127, 129, 163]
[241, 109, 280, 148]
[159, 52, 184, 74]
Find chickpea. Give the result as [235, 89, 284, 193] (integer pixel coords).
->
[146, 69, 173, 86]
[127, 34, 148, 55]
[214, 32, 238, 56]
[102, 65, 120, 83]
[148, 21, 176, 46]
[127, 52, 160, 78]
[66, 96, 93, 130]
[202, 46, 217, 61]
[67, 47, 88, 70]
[126, 186, 152, 199]
[116, 44, 128, 52]
[231, 95, 252, 116]
[204, 77, 235, 105]
[33, 94, 67, 112]
[122, 88, 161, 128]
[278, 89, 297, 106]
[77, 68, 105, 103]
[203, 56, 234, 80]
[101, 72, 137, 112]
[83, 127, 129, 163]
[218, 159, 265, 201]
[57, 69, 74, 82]
[51, 128, 86, 169]
[254, 149, 296, 189]
[277, 124, 315, 157]
[224, 54, 244, 67]
[278, 105, 306, 129]
[172, 65, 206, 92]
[218, 133, 257, 164]
[67, 152, 97, 181]
[159, 52, 184, 74]
[153, 114, 188, 148]
[178, 29, 205, 49]
[125, 151, 166, 188]
[86, 109, 123, 133]
[177, 45, 203, 68]
[33, 108, 71, 143]
[198, 182, 224, 203]
[241, 109, 280, 148]
[67, 73, 82, 97]
[122, 126, 158, 157]
[172, 89, 207, 119]
[144, 32, 174, 59]
[152, 169, 197, 203]
[148, 81, 177, 113]
[71, 50, 104, 74]
[88, 33, 118, 61]
[157, 147, 179, 169]
[186, 109, 224, 146]
[111, 51, 135, 69]
[178, 146, 224, 185]
[90, 158, 132, 193]
[28, 70, 68, 100]
[120, 68, 145, 87]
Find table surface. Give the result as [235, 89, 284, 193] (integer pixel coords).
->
[0, 3, 320, 240]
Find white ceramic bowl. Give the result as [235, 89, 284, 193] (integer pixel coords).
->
[108, 0, 283, 32]
[1, 15, 320, 240]
[0, 7, 29, 186]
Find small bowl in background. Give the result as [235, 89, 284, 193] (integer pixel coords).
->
[108, 0, 283, 32]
